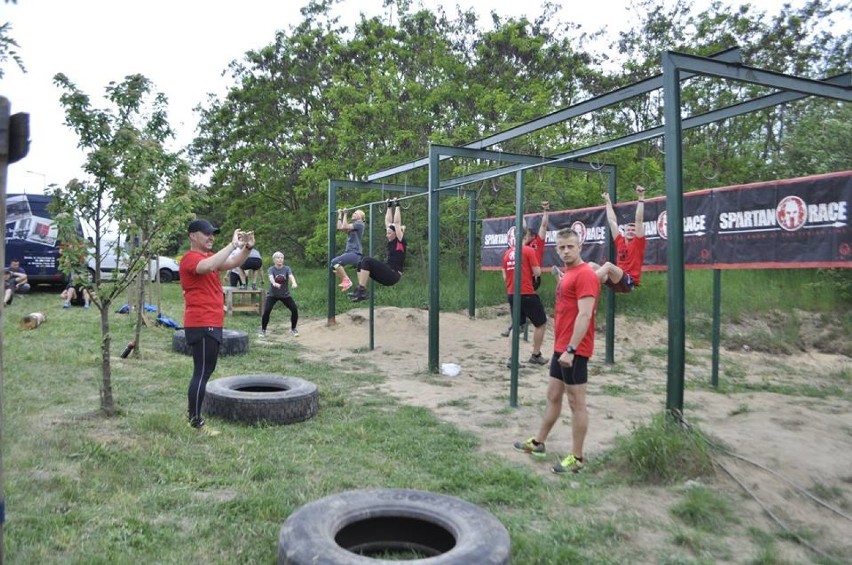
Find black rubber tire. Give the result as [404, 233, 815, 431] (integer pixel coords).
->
[278, 488, 511, 565]
[203, 374, 318, 425]
[158, 268, 174, 283]
[171, 329, 249, 356]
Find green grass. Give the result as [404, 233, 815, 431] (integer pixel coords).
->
[3, 264, 849, 563]
[670, 486, 738, 534]
[0, 283, 619, 564]
[602, 413, 715, 485]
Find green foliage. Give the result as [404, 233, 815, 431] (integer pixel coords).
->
[188, 0, 849, 271]
[49, 72, 197, 415]
[607, 413, 715, 485]
[0, 20, 25, 78]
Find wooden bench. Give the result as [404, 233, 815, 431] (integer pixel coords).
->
[223, 286, 263, 315]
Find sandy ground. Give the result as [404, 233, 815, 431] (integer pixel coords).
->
[271, 305, 852, 563]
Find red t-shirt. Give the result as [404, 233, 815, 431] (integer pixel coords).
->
[553, 262, 600, 357]
[614, 234, 647, 284]
[180, 250, 225, 327]
[528, 234, 545, 267]
[502, 245, 539, 295]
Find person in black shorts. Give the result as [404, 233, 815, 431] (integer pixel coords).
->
[60, 274, 91, 308]
[240, 248, 263, 289]
[501, 229, 547, 367]
[513, 229, 601, 474]
[349, 199, 406, 302]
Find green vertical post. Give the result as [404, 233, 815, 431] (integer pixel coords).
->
[428, 144, 441, 373]
[605, 167, 616, 364]
[663, 53, 686, 415]
[468, 191, 477, 319]
[509, 170, 525, 408]
[327, 181, 337, 325]
[711, 269, 721, 387]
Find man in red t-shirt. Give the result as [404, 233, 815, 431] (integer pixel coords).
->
[514, 228, 600, 474]
[525, 200, 550, 269]
[501, 234, 547, 367]
[588, 185, 646, 292]
[180, 219, 255, 436]
[501, 201, 550, 338]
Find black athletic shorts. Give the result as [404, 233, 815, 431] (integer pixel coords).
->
[241, 257, 262, 270]
[507, 294, 547, 328]
[184, 326, 224, 346]
[549, 353, 589, 385]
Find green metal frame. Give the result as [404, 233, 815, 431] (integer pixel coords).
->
[330, 48, 850, 415]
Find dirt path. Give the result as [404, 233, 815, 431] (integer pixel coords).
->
[285, 305, 852, 562]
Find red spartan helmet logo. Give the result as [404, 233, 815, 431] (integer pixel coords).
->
[776, 196, 807, 232]
[657, 211, 668, 240]
[571, 221, 587, 243]
[506, 225, 516, 247]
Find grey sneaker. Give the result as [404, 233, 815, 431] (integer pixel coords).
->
[513, 437, 546, 457]
[528, 352, 548, 365]
[258, 329, 266, 337]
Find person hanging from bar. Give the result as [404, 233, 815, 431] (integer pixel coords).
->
[587, 184, 646, 292]
[348, 198, 406, 302]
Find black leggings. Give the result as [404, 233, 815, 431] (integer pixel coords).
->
[186, 328, 222, 422]
[262, 295, 299, 331]
[358, 257, 401, 287]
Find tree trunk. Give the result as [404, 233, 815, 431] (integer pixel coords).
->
[100, 300, 116, 416]
[134, 268, 145, 354]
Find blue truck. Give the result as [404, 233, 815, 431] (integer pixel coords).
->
[4, 193, 78, 287]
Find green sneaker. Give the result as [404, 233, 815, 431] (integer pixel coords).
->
[552, 454, 584, 474]
[513, 437, 546, 458]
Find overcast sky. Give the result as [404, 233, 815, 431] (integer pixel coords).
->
[2, 0, 806, 195]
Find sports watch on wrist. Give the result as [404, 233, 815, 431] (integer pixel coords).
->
[565, 345, 576, 355]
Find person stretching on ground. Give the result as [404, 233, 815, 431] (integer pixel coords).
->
[331, 208, 366, 292]
[349, 199, 406, 302]
[259, 251, 299, 338]
[588, 184, 646, 292]
[8, 258, 30, 294]
[60, 274, 92, 308]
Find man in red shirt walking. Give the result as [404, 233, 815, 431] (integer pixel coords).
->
[589, 185, 646, 292]
[514, 227, 600, 473]
[180, 219, 255, 436]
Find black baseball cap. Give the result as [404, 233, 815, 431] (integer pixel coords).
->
[188, 219, 220, 235]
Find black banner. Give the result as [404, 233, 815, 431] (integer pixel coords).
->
[481, 171, 852, 271]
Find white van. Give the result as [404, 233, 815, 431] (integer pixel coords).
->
[87, 239, 180, 283]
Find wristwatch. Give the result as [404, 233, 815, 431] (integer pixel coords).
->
[565, 345, 576, 355]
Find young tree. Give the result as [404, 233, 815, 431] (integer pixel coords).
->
[0, 6, 25, 80]
[50, 73, 195, 416]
